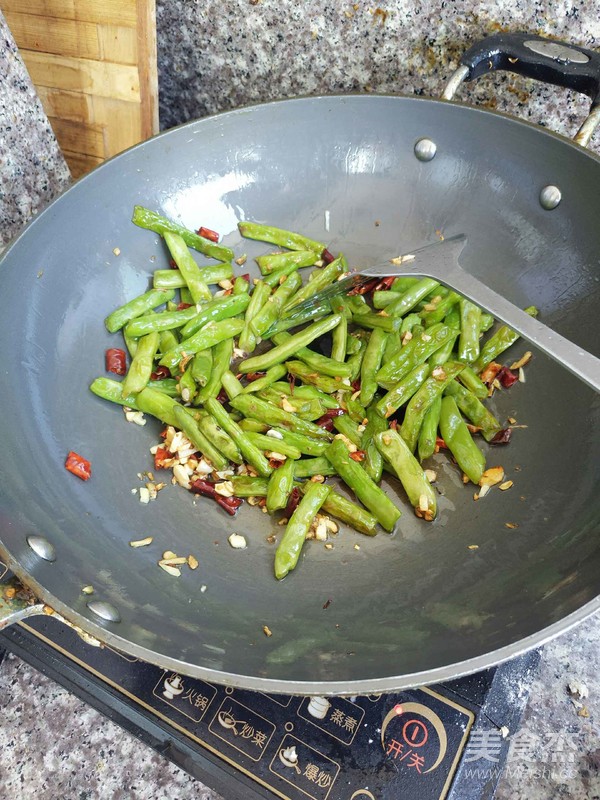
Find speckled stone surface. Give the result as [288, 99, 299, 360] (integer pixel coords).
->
[156, 0, 600, 148]
[1, 1, 600, 798]
[0, 10, 70, 249]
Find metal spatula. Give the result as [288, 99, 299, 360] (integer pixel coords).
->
[285, 234, 600, 392]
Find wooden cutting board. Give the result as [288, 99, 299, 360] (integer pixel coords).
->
[4, 0, 158, 177]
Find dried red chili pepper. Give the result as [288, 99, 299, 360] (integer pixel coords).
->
[316, 408, 345, 428]
[284, 487, 301, 518]
[321, 248, 335, 264]
[373, 276, 396, 291]
[497, 366, 519, 388]
[153, 447, 171, 469]
[246, 372, 267, 382]
[349, 450, 366, 462]
[150, 366, 171, 381]
[389, 419, 398, 430]
[241, 273, 250, 282]
[177, 302, 193, 310]
[105, 348, 127, 376]
[215, 495, 243, 515]
[435, 436, 448, 450]
[191, 479, 217, 498]
[65, 451, 91, 481]
[198, 226, 220, 243]
[268, 458, 285, 470]
[480, 361, 502, 385]
[288, 373, 296, 395]
[349, 278, 378, 296]
[169, 258, 178, 269]
[351, 379, 361, 392]
[490, 428, 512, 445]
[216, 389, 228, 404]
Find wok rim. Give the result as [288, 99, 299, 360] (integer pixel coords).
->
[1, 92, 599, 694]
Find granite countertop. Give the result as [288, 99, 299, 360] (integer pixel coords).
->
[1, 2, 599, 798]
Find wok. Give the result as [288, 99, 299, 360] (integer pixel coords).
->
[1, 33, 599, 695]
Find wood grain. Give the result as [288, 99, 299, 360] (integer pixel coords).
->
[4, 0, 157, 176]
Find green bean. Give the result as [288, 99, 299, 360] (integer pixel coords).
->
[257, 387, 323, 417]
[299, 483, 378, 536]
[221, 369, 244, 400]
[346, 337, 367, 382]
[385, 278, 440, 318]
[105, 288, 175, 333]
[268, 428, 329, 456]
[391, 276, 420, 293]
[360, 328, 387, 406]
[399, 362, 466, 452]
[439, 396, 485, 484]
[266, 458, 296, 514]
[241, 364, 287, 394]
[147, 378, 179, 397]
[383, 331, 402, 364]
[457, 365, 488, 399]
[331, 314, 348, 362]
[239, 314, 341, 372]
[238, 418, 269, 433]
[344, 295, 371, 316]
[375, 363, 430, 419]
[204, 398, 272, 477]
[271, 332, 353, 378]
[171, 405, 229, 469]
[421, 290, 461, 327]
[179, 293, 250, 339]
[480, 312, 494, 333]
[229, 476, 269, 497]
[180, 287, 193, 305]
[159, 318, 244, 372]
[90, 377, 141, 409]
[284, 257, 345, 312]
[177, 363, 197, 403]
[361, 407, 388, 483]
[344, 396, 367, 424]
[325, 438, 401, 532]
[194, 410, 243, 463]
[163, 232, 212, 303]
[239, 280, 271, 353]
[233, 275, 249, 295]
[132, 206, 234, 261]
[125, 305, 202, 337]
[256, 250, 318, 274]
[153, 264, 233, 289]
[444, 381, 502, 442]
[262, 260, 306, 288]
[135, 387, 183, 427]
[375, 429, 436, 520]
[274, 482, 331, 579]
[473, 306, 538, 372]
[159, 329, 179, 355]
[332, 415, 362, 447]
[230, 394, 333, 440]
[121, 332, 159, 397]
[246, 432, 302, 460]
[264, 299, 332, 336]
[352, 312, 402, 333]
[293, 457, 337, 478]
[191, 349, 213, 387]
[376, 323, 455, 388]
[458, 299, 482, 364]
[238, 221, 325, 254]
[250, 272, 302, 338]
[267, 382, 339, 409]
[400, 314, 422, 337]
[123, 330, 138, 358]
[196, 339, 234, 403]
[417, 395, 441, 462]
[372, 290, 402, 309]
[285, 361, 351, 394]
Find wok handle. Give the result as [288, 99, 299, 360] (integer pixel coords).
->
[442, 32, 600, 147]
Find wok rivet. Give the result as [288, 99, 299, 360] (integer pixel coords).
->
[26, 535, 56, 562]
[540, 185, 561, 210]
[86, 600, 121, 623]
[414, 137, 437, 162]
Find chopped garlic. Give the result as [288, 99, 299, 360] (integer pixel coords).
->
[129, 536, 153, 548]
[139, 487, 150, 504]
[228, 533, 247, 549]
[215, 481, 235, 497]
[266, 429, 284, 440]
[173, 464, 191, 489]
[124, 410, 147, 426]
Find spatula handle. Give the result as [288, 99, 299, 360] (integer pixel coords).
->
[442, 261, 600, 393]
